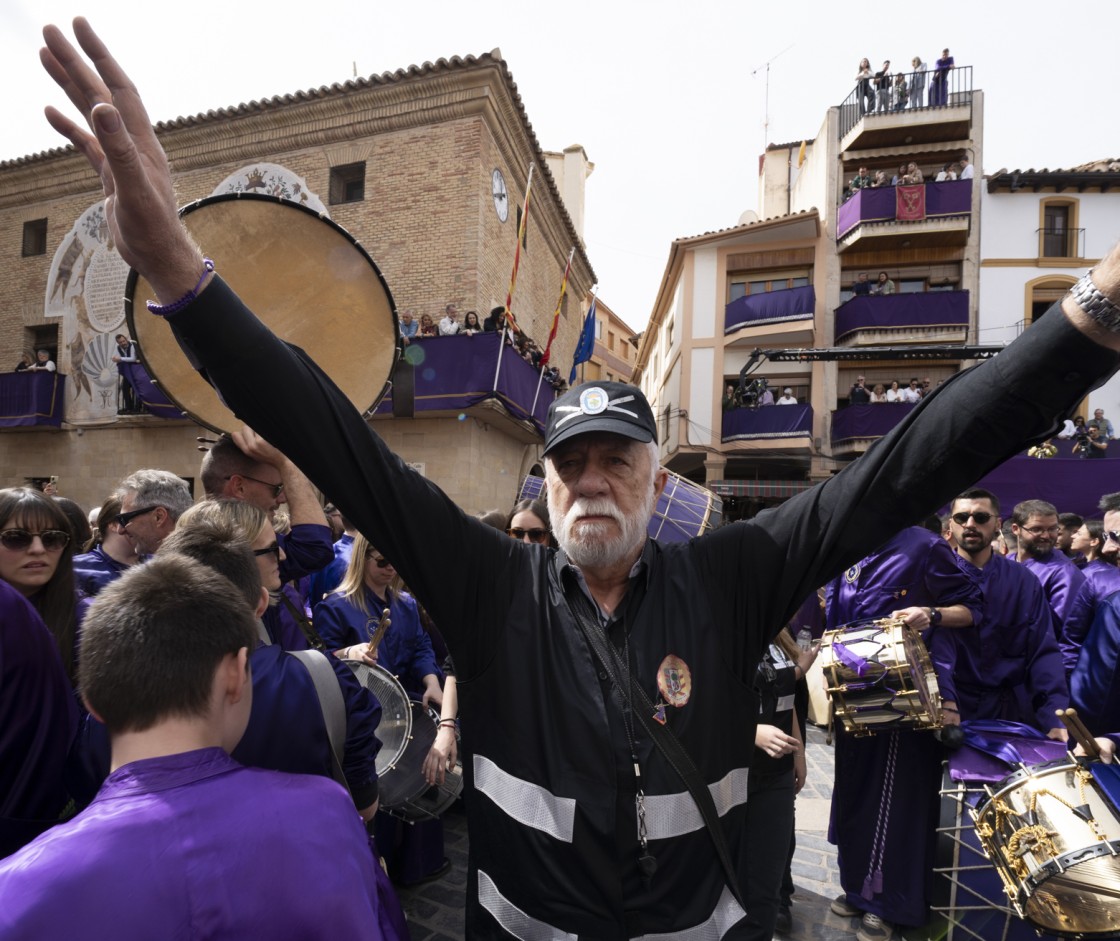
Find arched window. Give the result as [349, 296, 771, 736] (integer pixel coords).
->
[1025, 275, 1077, 327]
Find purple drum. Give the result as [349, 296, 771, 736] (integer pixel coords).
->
[517, 472, 722, 543]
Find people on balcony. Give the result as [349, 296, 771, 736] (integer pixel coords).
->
[14, 351, 33, 372]
[958, 154, 974, 180]
[417, 313, 438, 337]
[437, 303, 460, 336]
[935, 162, 959, 182]
[891, 73, 908, 111]
[849, 166, 873, 193]
[855, 59, 875, 115]
[483, 306, 504, 332]
[869, 384, 887, 403]
[890, 164, 907, 186]
[777, 388, 797, 405]
[929, 48, 953, 105]
[872, 169, 890, 187]
[849, 376, 871, 405]
[27, 350, 56, 372]
[873, 61, 892, 112]
[886, 380, 903, 403]
[900, 378, 922, 403]
[461, 311, 482, 336]
[870, 272, 895, 296]
[398, 310, 418, 344]
[901, 162, 924, 184]
[1089, 408, 1116, 439]
[909, 56, 927, 107]
[852, 272, 872, 296]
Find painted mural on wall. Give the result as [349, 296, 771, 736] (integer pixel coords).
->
[42, 165, 325, 425]
[212, 163, 325, 213]
[44, 202, 132, 423]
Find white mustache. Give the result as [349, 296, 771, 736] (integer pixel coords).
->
[566, 499, 623, 526]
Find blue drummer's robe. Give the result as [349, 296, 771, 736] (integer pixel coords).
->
[1071, 591, 1120, 735]
[931, 551, 1068, 732]
[826, 526, 982, 927]
[71, 545, 130, 597]
[260, 522, 335, 651]
[1020, 550, 1091, 646]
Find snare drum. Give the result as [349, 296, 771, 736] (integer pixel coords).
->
[973, 756, 1120, 938]
[820, 617, 941, 736]
[345, 661, 463, 822]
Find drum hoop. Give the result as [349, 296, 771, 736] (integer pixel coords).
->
[124, 192, 399, 434]
[343, 660, 413, 769]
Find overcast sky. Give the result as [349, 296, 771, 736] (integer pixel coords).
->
[4, 1, 1117, 332]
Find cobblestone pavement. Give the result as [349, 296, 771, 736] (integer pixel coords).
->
[395, 726, 957, 940]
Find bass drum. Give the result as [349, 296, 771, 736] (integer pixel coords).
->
[518, 471, 722, 543]
[124, 193, 398, 434]
[345, 661, 462, 822]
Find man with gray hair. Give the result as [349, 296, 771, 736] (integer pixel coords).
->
[115, 469, 193, 557]
[41, 21, 1120, 938]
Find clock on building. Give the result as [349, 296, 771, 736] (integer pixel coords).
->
[492, 168, 509, 222]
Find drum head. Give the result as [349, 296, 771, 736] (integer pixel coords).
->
[125, 194, 398, 434]
[344, 661, 412, 774]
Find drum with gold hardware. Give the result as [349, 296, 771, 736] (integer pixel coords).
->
[972, 755, 1120, 938]
[819, 616, 942, 736]
[124, 193, 398, 434]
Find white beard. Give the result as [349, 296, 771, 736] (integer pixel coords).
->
[549, 489, 655, 569]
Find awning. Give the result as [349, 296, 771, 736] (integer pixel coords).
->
[707, 479, 814, 498]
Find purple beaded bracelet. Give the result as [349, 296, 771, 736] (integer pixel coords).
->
[146, 258, 215, 317]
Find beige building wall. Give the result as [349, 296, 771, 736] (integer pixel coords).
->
[1, 52, 594, 517]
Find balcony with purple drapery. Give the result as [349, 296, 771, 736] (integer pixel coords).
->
[835, 291, 968, 342]
[0, 372, 66, 428]
[722, 404, 813, 443]
[725, 285, 815, 335]
[831, 402, 916, 445]
[837, 180, 972, 241]
[373, 332, 553, 432]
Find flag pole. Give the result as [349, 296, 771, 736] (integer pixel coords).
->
[531, 246, 575, 417]
[494, 164, 534, 392]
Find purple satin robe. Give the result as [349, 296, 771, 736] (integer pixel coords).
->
[932, 552, 1068, 731]
[1020, 550, 1090, 640]
[0, 748, 399, 938]
[827, 527, 981, 927]
[1071, 592, 1120, 735]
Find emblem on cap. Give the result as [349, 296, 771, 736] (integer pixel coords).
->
[579, 387, 609, 415]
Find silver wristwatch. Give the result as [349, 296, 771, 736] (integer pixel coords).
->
[1070, 272, 1120, 332]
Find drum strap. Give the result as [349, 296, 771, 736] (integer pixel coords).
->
[279, 589, 329, 651]
[561, 579, 747, 914]
[289, 649, 349, 793]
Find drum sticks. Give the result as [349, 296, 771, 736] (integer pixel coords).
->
[1056, 707, 1101, 759]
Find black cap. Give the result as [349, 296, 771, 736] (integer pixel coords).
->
[544, 382, 657, 455]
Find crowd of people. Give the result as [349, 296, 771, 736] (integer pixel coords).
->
[852, 49, 956, 116]
[398, 302, 567, 392]
[5, 19, 1120, 941]
[723, 379, 800, 410]
[847, 374, 944, 404]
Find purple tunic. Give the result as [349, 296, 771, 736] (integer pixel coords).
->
[0, 748, 396, 938]
[0, 582, 78, 858]
[827, 527, 981, 927]
[932, 552, 1068, 731]
[1020, 550, 1090, 641]
[71, 545, 130, 596]
[1081, 559, 1120, 605]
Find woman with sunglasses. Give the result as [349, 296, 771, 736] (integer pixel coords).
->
[316, 533, 448, 884]
[0, 488, 80, 682]
[505, 498, 554, 548]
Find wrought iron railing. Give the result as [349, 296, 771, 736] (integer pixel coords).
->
[838, 65, 973, 139]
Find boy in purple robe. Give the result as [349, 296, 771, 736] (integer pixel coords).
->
[934, 489, 1069, 734]
[0, 554, 393, 939]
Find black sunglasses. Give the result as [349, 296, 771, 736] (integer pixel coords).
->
[508, 527, 550, 543]
[951, 511, 994, 525]
[116, 505, 161, 528]
[253, 542, 281, 560]
[1106, 531, 1120, 545]
[227, 474, 284, 499]
[0, 528, 71, 551]
[366, 554, 393, 568]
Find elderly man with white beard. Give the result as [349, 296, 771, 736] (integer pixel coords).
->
[40, 18, 1120, 939]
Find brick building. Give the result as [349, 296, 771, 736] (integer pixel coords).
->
[1, 49, 594, 514]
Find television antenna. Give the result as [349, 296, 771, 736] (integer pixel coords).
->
[751, 44, 794, 152]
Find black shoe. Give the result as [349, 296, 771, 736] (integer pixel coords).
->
[774, 905, 792, 934]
